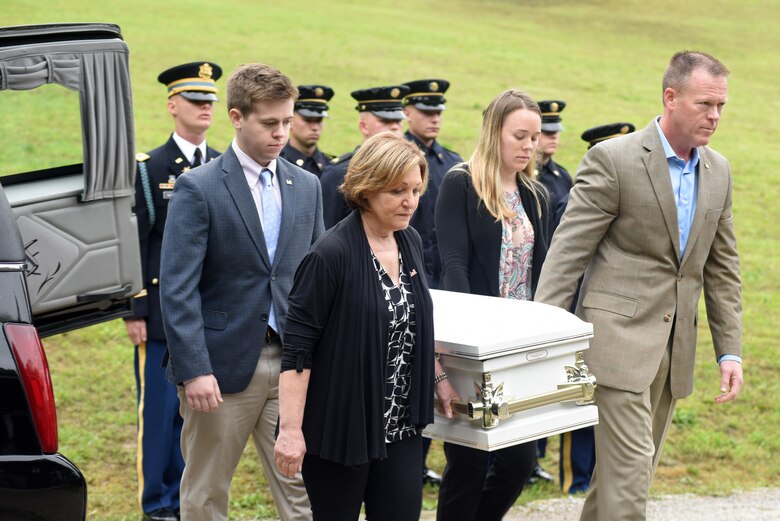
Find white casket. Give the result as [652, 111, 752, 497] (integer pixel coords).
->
[423, 289, 599, 451]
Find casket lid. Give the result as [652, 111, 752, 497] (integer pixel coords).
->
[431, 289, 593, 360]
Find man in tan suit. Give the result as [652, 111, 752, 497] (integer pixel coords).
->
[535, 50, 743, 521]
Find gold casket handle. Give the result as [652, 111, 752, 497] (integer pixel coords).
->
[435, 352, 597, 430]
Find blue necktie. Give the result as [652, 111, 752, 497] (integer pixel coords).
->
[260, 169, 281, 263]
[260, 169, 281, 332]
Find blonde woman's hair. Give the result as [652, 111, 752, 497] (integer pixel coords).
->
[468, 89, 544, 221]
[340, 132, 428, 211]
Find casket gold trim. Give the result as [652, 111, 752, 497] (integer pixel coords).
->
[437, 352, 596, 430]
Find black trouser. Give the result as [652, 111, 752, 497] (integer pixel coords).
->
[302, 434, 423, 521]
[437, 441, 536, 521]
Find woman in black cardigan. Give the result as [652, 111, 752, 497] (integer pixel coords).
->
[274, 133, 459, 521]
[434, 90, 551, 521]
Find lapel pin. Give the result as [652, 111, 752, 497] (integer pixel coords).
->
[175, 157, 183, 164]
[286, 179, 293, 185]
[704, 162, 710, 169]
[410, 269, 417, 277]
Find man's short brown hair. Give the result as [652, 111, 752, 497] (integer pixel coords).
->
[340, 132, 428, 211]
[227, 63, 298, 115]
[662, 51, 730, 94]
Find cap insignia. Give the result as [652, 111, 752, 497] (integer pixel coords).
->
[314, 87, 324, 97]
[390, 88, 400, 98]
[361, 104, 366, 110]
[429, 81, 439, 92]
[620, 125, 630, 134]
[550, 102, 559, 112]
[198, 63, 213, 80]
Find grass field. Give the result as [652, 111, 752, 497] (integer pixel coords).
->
[3, 0, 780, 519]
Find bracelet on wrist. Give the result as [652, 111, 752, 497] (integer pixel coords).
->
[434, 372, 448, 384]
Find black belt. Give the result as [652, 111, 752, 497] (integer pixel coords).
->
[265, 326, 280, 344]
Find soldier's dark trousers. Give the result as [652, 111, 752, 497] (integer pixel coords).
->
[134, 339, 184, 514]
[560, 426, 596, 494]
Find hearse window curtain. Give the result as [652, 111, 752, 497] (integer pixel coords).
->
[0, 42, 135, 201]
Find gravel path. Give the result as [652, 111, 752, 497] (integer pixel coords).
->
[255, 488, 780, 520]
[477, 488, 780, 521]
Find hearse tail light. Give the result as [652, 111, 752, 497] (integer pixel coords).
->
[5, 323, 58, 453]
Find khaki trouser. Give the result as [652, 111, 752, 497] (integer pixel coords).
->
[178, 340, 311, 521]
[580, 340, 677, 521]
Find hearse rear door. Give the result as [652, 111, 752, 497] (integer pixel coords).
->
[0, 23, 142, 337]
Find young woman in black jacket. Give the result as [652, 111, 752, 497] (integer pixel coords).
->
[434, 89, 550, 521]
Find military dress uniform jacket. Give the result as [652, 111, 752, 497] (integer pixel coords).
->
[320, 148, 356, 229]
[537, 158, 573, 211]
[280, 143, 333, 178]
[536, 120, 742, 398]
[405, 131, 463, 288]
[130, 135, 220, 340]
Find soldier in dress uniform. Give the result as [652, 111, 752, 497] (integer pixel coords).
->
[531, 99, 571, 485]
[125, 61, 222, 521]
[320, 84, 408, 228]
[280, 84, 334, 177]
[536, 100, 574, 232]
[555, 121, 636, 496]
[401, 79, 463, 487]
[402, 79, 463, 290]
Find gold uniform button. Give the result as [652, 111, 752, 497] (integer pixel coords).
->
[152, 277, 159, 285]
[663, 314, 672, 322]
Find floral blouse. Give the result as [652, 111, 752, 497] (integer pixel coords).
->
[498, 189, 535, 301]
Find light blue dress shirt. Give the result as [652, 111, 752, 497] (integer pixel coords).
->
[655, 119, 698, 258]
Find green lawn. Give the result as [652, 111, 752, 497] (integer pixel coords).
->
[3, 0, 779, 519]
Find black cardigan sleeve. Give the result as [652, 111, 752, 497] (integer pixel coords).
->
[281, 248, 339, 372]
[435, 168, 473, 294]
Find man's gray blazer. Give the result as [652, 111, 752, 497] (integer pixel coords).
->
[160, 146, 324, 394]
[536, 119, 741, 399]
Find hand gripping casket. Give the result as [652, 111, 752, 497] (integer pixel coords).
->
[424, 289, 599, 451]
